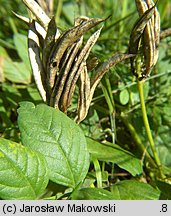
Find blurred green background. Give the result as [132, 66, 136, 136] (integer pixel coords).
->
[0, 0, 171, 168]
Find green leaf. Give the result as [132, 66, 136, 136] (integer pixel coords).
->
[87, 137, 142, 176]
[13, 33, 31, 70]
[62, 2, 79, 26]
[0, 46, 8, 57]
[111, 180, 160, 200]
[71, 188, 118, 200]
[157, 180, 171, 200]
[154, 104, 171, 167]
[4, 57, 31, 84]
[80, 108, 102, 140]
[129, 82, 149, 105]
[3, 34, 32, 84]
[119, 89, 129, 105]
[155, 125, 171, 167]
[17, 102, 90, 188]
[0, 47, 8, 82]
[2, 83, 22, 107]
[27, 85, 43, 102]
[0, 98, 12, 127]
[0, 138, 49, 200]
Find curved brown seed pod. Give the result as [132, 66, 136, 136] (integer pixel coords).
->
[58, 28, 102, 113]
[76, 53, 134, 123]
[129, 3, 156, 77]
[76, 64, 91, 124]
[13, 12, 47, 39]
[129, 1, 155, 50]
[135, 0, 160, 78]
[53, 28, 101, 112]
[42, 17, 57, 71]
[47, 17, 106, 89]
[160, 27, 171, 39]
[28, 21, 46, 101]
[91, 53, 133, 93]
[50, 37, 83, 108]
[153, 4, 160, 65]
[22, 0, 50, 30]
[88, 53, 133, 112]
[135, 1, 154, 75]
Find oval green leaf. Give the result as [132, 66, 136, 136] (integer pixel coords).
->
[0, 138, 49, 200]
[71, 188, 118, 200]
[119, 89, 129, 105]
[13, 33, 31, 69]
[156, 180, 171, 200]
[87, 137, 142, 176]
[4, 58, 31, 84]
[17, 102, 90, 188]
[111, 180, 160, 200]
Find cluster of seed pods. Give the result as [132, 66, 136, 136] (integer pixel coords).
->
[17, 0, 162, 123]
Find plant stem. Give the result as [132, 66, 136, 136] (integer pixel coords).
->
[8, 17, 18, 34]
[120, 112, 156, 168]
[120, 0, 128, 34]
[92, 156, 102, 188]
[137, 79, 165, 179]
[101, 75, 116, 180]
[101, 75, 116, 143]
[55, 0, 63, 23]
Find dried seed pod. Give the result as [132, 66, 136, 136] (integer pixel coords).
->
[22, 0, 50, 29]
[13, 12, 47, 39]
[47, 17, 106, 89]
[58, 27, 102, 113]
[42, 17, 57, 71]
[129, 2, 156, 78]
[132, 0, 160, 79]
[76, 64, 91, 124]
[153, 2, 160, 65]
[160, 27, 171, 39]
[86, 55, 99, 72]
[28, 21, 46, 101]
[50, 37, 83, 107]
[137, 0, 160, 77]
[13, 12, 30, 24]
[135, 1, 153, 61]
[36, 0, 54, 16]
[91, 53, 134, 94]
[75, 53, 134, 123]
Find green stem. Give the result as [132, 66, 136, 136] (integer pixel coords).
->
[101, 75, 116, 143]
[137, 79, 165, 179]
[8, 17, 18, 34]
[120, 112, 156, 168]
[55, 0, 63, 22]
[101, 75, 116, 180]
[120, 0, 128, 34]
[92, 157, 102, 188]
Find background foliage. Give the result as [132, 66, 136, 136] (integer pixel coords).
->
[0, 0, 171, 200]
